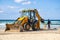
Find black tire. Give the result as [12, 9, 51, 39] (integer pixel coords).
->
[24, 23, 30, 31]
[20, 26, 23, 32]
[32, 23, 37, 31]
[32, 26, 36, 31]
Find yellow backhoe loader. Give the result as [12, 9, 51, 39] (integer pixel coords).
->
[5, 9, 44, 32]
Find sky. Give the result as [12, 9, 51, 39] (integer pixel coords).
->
[0, 0, 60, 20]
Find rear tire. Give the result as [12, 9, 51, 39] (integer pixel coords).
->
[32, 26, 36, 31]
[32, 23, 38, 31]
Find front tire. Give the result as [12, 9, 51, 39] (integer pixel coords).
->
[24, 23, 30, 31]
[20, 26, 23, 32]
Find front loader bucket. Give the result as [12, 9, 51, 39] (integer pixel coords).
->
[5, 24, 20, 32]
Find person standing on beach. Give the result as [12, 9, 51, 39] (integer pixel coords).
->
[47, 19, 51, 29]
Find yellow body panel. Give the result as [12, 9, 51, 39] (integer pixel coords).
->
[20, 17, 28, 26]
[18, 16, 26, 21]
[17, 16, 28, 26]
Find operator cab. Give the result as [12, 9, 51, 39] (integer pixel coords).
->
[20, 10, 36, 20]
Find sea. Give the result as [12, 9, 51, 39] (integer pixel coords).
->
[0, 20, 60, 30]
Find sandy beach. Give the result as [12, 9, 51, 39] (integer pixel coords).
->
[0, 29, 60, 40]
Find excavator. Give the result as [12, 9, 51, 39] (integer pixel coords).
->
[5, 9, 44, 32]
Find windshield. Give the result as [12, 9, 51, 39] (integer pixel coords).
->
[21, 11, 35, 19]
[31, 12, 34, 17]
[30, 12, 35, 19]
[21, 12, 30, 18]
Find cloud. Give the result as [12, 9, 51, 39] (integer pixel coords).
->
[8, 6, 15, 9]
[14, 0, 26, 3]
[14, 0, 31, 5]
[0, 10, 3, 13]
[0, 9, 4, 13]
[22, 1, 31, 5]
[8, 6, 19, 9]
